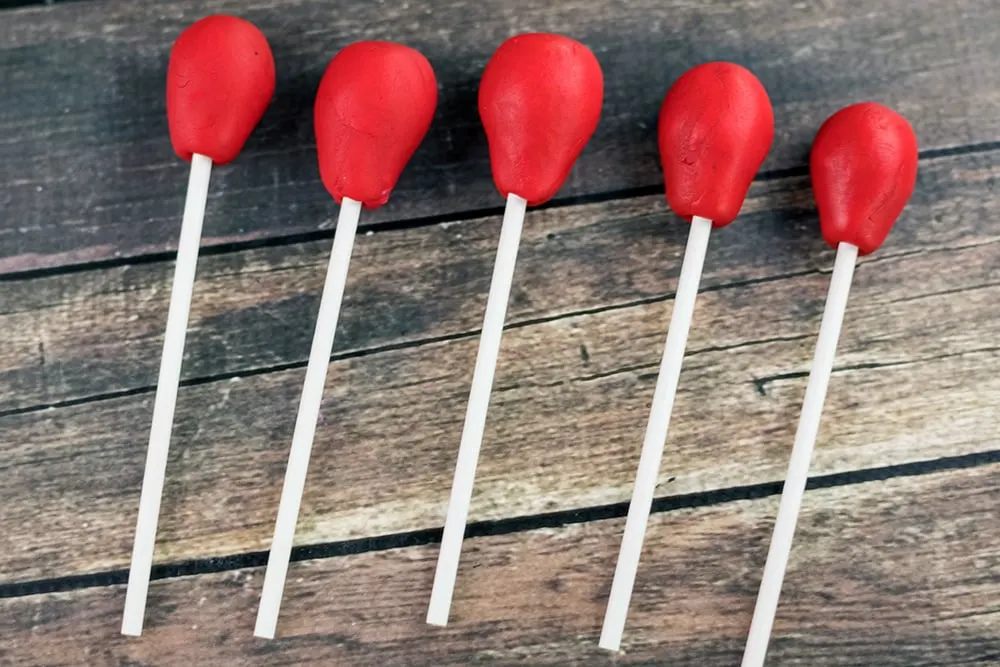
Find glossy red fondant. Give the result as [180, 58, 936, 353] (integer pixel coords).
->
[811, 102, 918, 255]
[658, 62, 774, 226]
[167, 15, 275, 165]
[479, 33, 604, 206]
[314, 41, 438, 209]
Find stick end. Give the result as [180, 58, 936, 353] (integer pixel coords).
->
[253, 616, 277, 640]
[120, 620, 143, 637]
[598, 633, 622, 652]
[425, 610, 449, 627]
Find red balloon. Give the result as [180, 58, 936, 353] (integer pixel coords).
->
[479, 34, 604, 206]
[658, 62, 774, 226]
[315, 42, 438, 209]
[811, 102, 918, 255]
[167, 15, 275, 165]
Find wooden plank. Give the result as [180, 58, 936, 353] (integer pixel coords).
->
[2, 463, 997, 666]
[5, 215, 1000, 582]
[1, 0, 998, 273]
[2, 148, 997, 415]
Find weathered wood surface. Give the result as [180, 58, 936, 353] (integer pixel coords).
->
[2, 0, 1000, 665]
[2, 464, 997, 666]
[1, 0, 999, 273]
[4, 148, 1000, 583]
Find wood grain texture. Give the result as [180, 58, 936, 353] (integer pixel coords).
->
[4, 148, 1000, 582]
[2, 148, 996, 415]
[2, 464, 997, 666]
[0, 0, 998, 273]
[2, 1, 999, 664]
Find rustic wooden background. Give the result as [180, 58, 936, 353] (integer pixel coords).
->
[1, 0, 999, 665]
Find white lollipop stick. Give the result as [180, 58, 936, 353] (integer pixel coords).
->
[427, 193, 527, 627]
[122, 153, 212, 637]
[600, 215, 713, 651]
[741, 241, 857, 667]
[254, 197, 362, 639]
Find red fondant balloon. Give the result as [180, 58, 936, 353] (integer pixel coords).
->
[658, 62, 774, 227]
[167, 15, 275, 165]
[479, 34, 604, 206]
[314, 42, 438, 209]
[811, 102, 918, 255]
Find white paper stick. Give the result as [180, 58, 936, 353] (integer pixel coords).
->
[599, 215, 713, 651]
[740, 241, 858, 667]
[254, 197, 363, 639]
[426, 193, 528, 627]
[122, 153, 212, 637]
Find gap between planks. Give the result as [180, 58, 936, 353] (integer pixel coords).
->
[2, 447, 997, 600]
[0, 140, 998, 286]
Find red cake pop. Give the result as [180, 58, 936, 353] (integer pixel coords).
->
[742, 103, 917, 667]
[812, 102, 919, 254]
[601, 62, 774, 652]
[122, 15, 274, 638]
[479, 33, 604, 205]
[255, 41, 437, 640]
[659, 62, 774, 226]
[167, 15, 276, 164]
[315, 41, 438, 208]
[427, 33, 603, 628]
